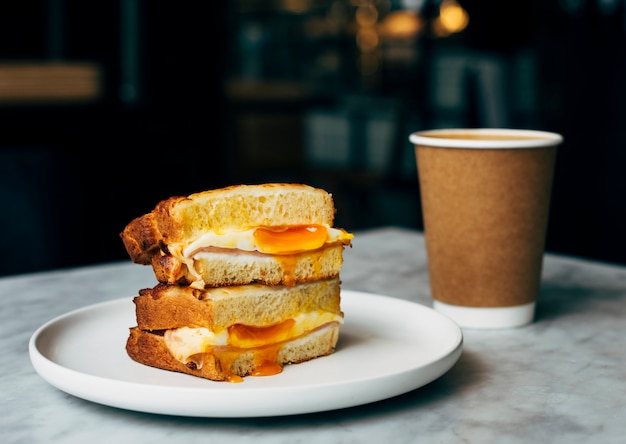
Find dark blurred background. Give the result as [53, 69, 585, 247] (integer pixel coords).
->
[1, 0, 625, 276]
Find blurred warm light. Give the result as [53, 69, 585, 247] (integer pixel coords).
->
[356, 26, 379, 51]
[353, 0, 382, 79]
[0, 62, 101, 104]
[355, 4, 379, 27]
[280, 0, 312, 14]
[378, 10, 423, 38]
[434, 0, 469, 36]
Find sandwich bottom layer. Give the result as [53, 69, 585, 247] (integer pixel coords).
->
[126, 322, 340, 383]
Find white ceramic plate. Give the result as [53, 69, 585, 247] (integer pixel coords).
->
[29, 290, 463, 418]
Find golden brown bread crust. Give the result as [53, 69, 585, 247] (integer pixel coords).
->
[149, 244, 346, 288]
[134, 278, 342, 331]
[121, 213, 161, 265]
[126, 323, 340, 381]
[120, 183, 338, 266]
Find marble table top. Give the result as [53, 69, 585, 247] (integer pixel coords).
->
[2, 227, 625, 443]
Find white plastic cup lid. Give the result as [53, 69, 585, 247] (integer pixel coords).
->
[409, 128, 563, 149]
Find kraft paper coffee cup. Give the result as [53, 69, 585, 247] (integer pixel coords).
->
[409, 128, 563, 329]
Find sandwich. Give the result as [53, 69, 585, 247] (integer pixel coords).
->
[121, 183, 352, 289]
[125, 278, 343, 382]
[120, 183, 354, 382]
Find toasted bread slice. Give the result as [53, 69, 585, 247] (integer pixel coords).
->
[121, 183, 337, 264]
[133, 278, 342, 331]
[149, 244, 346, 287]
[126, 322, 341, 382]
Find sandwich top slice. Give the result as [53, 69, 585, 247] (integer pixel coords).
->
[126, 278, 343, 382]
[120, 183, 354, 288]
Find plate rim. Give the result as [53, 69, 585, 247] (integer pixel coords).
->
[29, 290, 463, 417]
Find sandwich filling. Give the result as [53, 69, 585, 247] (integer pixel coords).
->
[171, 224, 353, 287]
[163, 309, 343, 364]
[182, 224, 353, 257]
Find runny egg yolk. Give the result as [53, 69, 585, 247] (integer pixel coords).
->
[228, 319, 296, 348]
[253, 225, 328, 255]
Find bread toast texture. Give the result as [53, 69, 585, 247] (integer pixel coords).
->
[149, 244, 346, 287]
[121, 183, 336, 264]
[133, 278, 342, 331]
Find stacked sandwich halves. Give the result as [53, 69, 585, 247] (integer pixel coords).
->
[120, 183, 354, 383]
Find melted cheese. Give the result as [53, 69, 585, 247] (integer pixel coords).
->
[163, 310, 343, 364]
